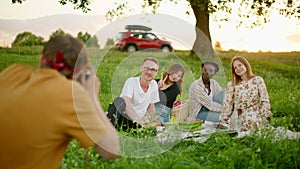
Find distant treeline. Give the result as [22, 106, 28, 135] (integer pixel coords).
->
[11, 28, 115, 49]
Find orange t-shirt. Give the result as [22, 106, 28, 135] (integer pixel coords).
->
[0, 64, 107, 169]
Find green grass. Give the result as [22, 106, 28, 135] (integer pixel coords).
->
[1, 47, 299, 169]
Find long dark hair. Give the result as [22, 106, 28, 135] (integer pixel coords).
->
[162, 64, 185, 94]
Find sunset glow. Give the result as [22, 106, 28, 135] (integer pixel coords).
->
[0, 0, 299, 52]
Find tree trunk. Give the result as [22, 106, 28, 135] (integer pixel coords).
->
[189, 0, 214, 56]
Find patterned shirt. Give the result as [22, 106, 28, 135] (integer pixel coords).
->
[189, 76, 223, 118]
[221, 76, 272, 131]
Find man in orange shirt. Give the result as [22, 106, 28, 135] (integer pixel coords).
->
[0, 34, 120, 168]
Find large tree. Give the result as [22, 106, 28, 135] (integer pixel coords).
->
[12, 0, 300, 55]
[12, 0, 91, 12]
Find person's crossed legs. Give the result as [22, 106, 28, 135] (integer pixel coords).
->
[196, 90, 225, 123]
[107, 97, 141, 131]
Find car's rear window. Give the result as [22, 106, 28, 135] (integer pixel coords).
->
[116, 32, 125, 41]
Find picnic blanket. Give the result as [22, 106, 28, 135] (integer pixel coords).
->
[156, 121, 300, 143]
[119, 121, 299, 158]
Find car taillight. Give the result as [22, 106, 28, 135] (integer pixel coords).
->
[116, 40, 126, 46]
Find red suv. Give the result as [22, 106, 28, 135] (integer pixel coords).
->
[115, 25, 173, 52]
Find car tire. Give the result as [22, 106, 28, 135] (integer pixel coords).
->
[161, 46, 170, 53]
[127, 45, 137, 53]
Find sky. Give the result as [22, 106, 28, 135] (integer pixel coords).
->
[0, 0, 299, 52]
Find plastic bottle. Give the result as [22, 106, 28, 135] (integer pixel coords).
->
[230, 110, 239, 131]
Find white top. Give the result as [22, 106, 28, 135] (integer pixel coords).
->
[120, 77, 160, 118]
[204, 88, 214, 100]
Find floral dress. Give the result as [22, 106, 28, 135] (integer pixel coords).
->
[221, 76, 272, 132]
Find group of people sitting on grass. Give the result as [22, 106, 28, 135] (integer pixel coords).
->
[107, 54, 272, 135]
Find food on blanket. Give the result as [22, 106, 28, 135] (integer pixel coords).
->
[170, 116, 178, 124]
[227, 129, 238, 137]
[178, 121, 203, 132]
[227, 129, 238, 133]
[215, 123, 226, 129]
[173, 101, 182, 107]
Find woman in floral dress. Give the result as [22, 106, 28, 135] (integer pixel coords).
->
[220, 56, 272, 132]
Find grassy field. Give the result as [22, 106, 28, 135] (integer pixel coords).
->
[1, 47, 299, 169]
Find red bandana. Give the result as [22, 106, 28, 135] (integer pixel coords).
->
[43, 51, 74, 71]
